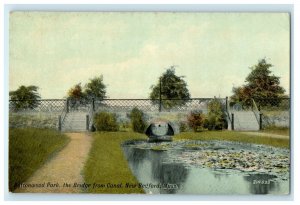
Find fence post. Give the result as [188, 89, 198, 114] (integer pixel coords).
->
[259, 113, 263, 130]
[66, 99, 69, 113]
[231, 113, 234, 130]
[58, 115, 62, 131]
[86, 115, 89, 131]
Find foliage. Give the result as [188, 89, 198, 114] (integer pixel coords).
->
[129, 107, 146, 133]
[150, 66, 191, 109]
[9, 85, 41, 110]
[67, 83, 87, 107]
[84, 75, 107, 100]
[67, 75, 107, 106]
[68, 83, 85, 99]
[187, 110, 206, 132]
[179, 121, 189, 132]
[204, 98, 227, 130]
[93, 112, 119, 131]
[230, 58, 286, 107]
[83, 132, 146, 193]
[9, 128, 69, 191]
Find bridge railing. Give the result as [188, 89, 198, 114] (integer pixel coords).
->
[93, 98, 225, 113]
[227, 97, 290, 129]
[9, 99, 66, 113]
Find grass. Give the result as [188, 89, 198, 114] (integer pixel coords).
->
[174, 131, 289, 149]
[83, 132, 146, 193]
[9, 128, 69, 192]
[262, 126, 290, 136]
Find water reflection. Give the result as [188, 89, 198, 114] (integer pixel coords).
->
[244, 174, 278, 194]
[151, 151, 189, 194]
[122, 142, 289, 194]
[123, 145, 189, 194]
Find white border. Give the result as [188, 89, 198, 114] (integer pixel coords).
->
[1, 2, 298, 204]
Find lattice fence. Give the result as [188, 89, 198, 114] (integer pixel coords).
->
[95, 98, 224, 112]
[254, 97, 290, 112]
[9, 99, 66, 112]
[9, 98, 227, 113]
[255, 98, 290, 128]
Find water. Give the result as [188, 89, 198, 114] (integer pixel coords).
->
[122, 140, 289, 194]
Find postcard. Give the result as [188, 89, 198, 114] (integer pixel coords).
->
[9, 12, 290, 195]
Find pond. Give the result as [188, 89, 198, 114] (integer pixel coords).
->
[122, 140, 290, 195]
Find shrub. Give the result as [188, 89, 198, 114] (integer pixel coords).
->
[187, 110, 206, 132]
[204, 114, 224, 130]
[94, 112, 119, 131]
[129, 108, 146, 133]
[204, 98, 227, 130]
[179, 121, 189, 132]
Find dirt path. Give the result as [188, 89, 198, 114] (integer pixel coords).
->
[15, 132, 93, 193]
[241, 131, 289, 139]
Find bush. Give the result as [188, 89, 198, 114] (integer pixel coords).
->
[129, 108, 146, 133]
[204, 115, 224, 130]
[179, 121, 189, 132]
[94, 112, 119, 131]
[187, 110, 206, 132]
[204, 98, 227, 130]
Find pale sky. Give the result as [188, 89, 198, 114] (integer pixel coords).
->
[9, 12, 290, 99]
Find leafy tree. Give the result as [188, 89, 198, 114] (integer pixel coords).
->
[84, 75, 107, 100]
[150, 66, 191, 109]
[230, 58, 285, 107]
[68, 83, 85, 100]
[9, 85, 41, 110]
[67, 83, 87, 108]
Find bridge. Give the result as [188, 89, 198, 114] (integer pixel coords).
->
[9, 97, 290, 132]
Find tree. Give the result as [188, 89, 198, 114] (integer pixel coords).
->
[150, 66, 191, 109]
[230, 58, 285, 107]
[67, 83, 85, 100]
[84, 75, 107, 100]
[67, 83, 87, 108]
[9, 85, 41, 110]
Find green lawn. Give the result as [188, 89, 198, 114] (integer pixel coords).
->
[83, 132, 146, 193]
[9, 128, 69, 191]
[175, 131, 289, 148]
[262, 128, 290, 136]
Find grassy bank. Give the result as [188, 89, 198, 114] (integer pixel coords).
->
[262, 127, 290, 136]
[83, 132, 146, 193]
[9, 128, 69, 191]
[174, 131, 289, 148]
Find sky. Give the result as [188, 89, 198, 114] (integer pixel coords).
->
[9, 12, 290, 99]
